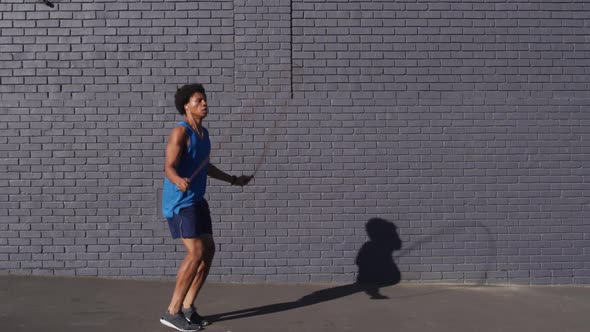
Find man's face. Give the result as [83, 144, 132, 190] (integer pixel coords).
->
[184, 92, 208, 119]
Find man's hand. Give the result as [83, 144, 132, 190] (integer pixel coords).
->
[233, 175, 253, 187]
[175, 178, 190, 192]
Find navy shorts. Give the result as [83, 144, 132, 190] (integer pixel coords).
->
[166, 200, 212, 239]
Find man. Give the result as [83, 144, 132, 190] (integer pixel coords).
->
[160, 83, 251, 331]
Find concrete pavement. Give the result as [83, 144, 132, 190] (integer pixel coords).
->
[1, 275, 589, 332]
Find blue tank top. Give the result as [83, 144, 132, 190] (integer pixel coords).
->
[162, 121, 211, 218]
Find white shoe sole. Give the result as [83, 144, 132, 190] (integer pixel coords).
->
[159, 318, 198, 332]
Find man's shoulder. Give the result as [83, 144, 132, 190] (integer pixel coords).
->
[170, 125, 190, 143]
[172, 124, 189, 134]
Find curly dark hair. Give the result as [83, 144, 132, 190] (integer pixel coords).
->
[174, 83, 206, 115]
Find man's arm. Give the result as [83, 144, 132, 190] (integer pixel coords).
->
[164, 126, 190, 192]
[208, 163, 251, 186]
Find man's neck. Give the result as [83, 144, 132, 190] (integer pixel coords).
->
[185, 115, 202, 129]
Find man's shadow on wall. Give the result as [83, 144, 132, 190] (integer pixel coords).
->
[208, 218, 402, 322]
[356, 217, 402, 299]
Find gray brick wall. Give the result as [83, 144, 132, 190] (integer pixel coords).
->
[1, 0, 589, 285]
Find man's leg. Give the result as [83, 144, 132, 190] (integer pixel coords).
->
[167, 237, 205, 314]
[182, 234, 215, 309]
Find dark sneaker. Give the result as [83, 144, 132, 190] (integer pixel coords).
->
[160, 311, 201, 331]
[183, 306, 210, 327]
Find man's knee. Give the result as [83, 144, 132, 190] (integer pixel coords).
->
[183, 238, 204, 261]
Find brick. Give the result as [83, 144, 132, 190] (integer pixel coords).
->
[0, 1, 588, 285]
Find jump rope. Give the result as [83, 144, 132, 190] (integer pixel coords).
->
[188, 100, 279, 184]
